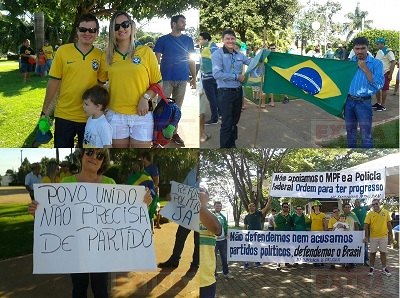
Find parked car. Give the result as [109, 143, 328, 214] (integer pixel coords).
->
[7, 52, 19, 60]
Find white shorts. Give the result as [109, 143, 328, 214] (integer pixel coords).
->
[106, 110, 153, 141]
[369, 237, 388, 253]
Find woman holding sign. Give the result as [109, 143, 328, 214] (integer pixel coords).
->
[28, 148, 152, 298]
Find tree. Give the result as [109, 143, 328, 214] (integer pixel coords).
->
[293, 0, 343, 54]
[200, 0, 298, 43]
[201, 149, 288, 226]
[1, 0, 198, 53]
[342, 2, 373, 43]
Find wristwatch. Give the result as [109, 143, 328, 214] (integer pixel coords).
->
[143, 93, 151, 100]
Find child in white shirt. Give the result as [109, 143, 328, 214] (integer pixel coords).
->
[333, 214, 350, 231]
[82, 85, 113, 148]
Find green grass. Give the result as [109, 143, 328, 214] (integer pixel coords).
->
[321, 119, 399, 148]
[0, 203, 34, 260]
[0, 60, 52, 147]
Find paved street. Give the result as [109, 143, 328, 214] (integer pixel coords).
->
[0, 207, 199, 298]
[201, 92, 399, 148]
[215, 247, 399, 297]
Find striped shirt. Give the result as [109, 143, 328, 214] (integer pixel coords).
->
[212, 46, 251, 88]
[348, 55, 384, 97]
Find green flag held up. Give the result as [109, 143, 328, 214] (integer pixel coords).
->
[264, 52, 358, 117]
[246, 51, 358, 118]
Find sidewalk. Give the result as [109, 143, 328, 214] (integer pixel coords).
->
[215, 247, 399, 297]
[200, 93, 399, 148]
[165, 85, 199, 148]
[0, 222, 199, 298]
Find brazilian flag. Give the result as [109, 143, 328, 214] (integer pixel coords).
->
[246, 50, 358, 118]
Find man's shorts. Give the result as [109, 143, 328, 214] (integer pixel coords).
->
[383, 72, 391, 90]
[20, 62, 32, 73]
[369, 237, 388, 253]
[106, 110, 153, 141]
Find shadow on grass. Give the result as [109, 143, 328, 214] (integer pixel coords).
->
[22, 125, 40, 148]
[0, 204, 30, 217]
[0, 67, 48, 98]
[0, 218, 33, 260]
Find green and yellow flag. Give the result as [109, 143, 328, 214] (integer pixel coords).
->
[246, 51, 358, 118]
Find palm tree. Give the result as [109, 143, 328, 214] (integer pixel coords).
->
[342, 2, 373, 43]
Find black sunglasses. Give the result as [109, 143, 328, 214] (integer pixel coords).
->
[85, 149, 105, 160]
[372, 202, 379, 206]
[115, 20, 131, 31]
[78, 27, 97, 33]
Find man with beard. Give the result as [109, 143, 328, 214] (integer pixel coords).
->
[344, 37, 384, 148]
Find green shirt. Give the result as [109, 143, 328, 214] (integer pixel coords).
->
[61, 175, 115, 184]
[291, 214, 310, 231]
[352, 206, 369, 229]
[275, 213, 293, 231]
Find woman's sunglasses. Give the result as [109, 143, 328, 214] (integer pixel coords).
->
[85, 149, 105, 160]
[78, 27, 97, 33]
[115, 20, 131, 31]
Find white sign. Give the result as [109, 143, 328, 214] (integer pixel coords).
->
[228, 229, 364, 263]
[160, 181, 199, 231]
[33, 183, 156, 274]
[270, 170, 385, 199]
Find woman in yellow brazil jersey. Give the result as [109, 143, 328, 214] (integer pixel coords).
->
[99, 12, 162, 148]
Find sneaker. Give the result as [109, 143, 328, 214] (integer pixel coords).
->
[255, 262, 261, 267]
[368, 267, 374, 276]
[382, 268, 391, 276]
[224, 273, 234, 279]
[244, 263, 250, 270]
[204, 119, 219, 125]
[375, 105, 386, 111]
[372, 102, 381, 109]
[282, 96, 289, 104]
[172, 134, 185, 146]
[330, 265, 336, 269]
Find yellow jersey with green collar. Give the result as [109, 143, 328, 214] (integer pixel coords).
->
[365, 208, 391, 238]
[49, 43, 103, 122]
[199, 222, 216, 288]
[98, 45, 162, 115]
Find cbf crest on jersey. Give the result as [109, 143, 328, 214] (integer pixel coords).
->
[92, 59, 100, 71]
[132, 56, 141, 64]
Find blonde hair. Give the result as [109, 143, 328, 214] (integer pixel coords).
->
[106, 11, 136, 65]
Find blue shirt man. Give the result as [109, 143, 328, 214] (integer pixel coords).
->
[211, 29, 251, 148]
[345, 37, 384, 148]
[154, 14, 196, 146]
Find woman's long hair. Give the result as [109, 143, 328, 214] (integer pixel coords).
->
[106, 11, 136, 65]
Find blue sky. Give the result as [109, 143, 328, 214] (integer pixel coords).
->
[0, 149, 73, 175]
[299, 0, 398, 31]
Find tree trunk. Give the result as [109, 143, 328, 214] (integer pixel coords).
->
[34, 12, 45, 53]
